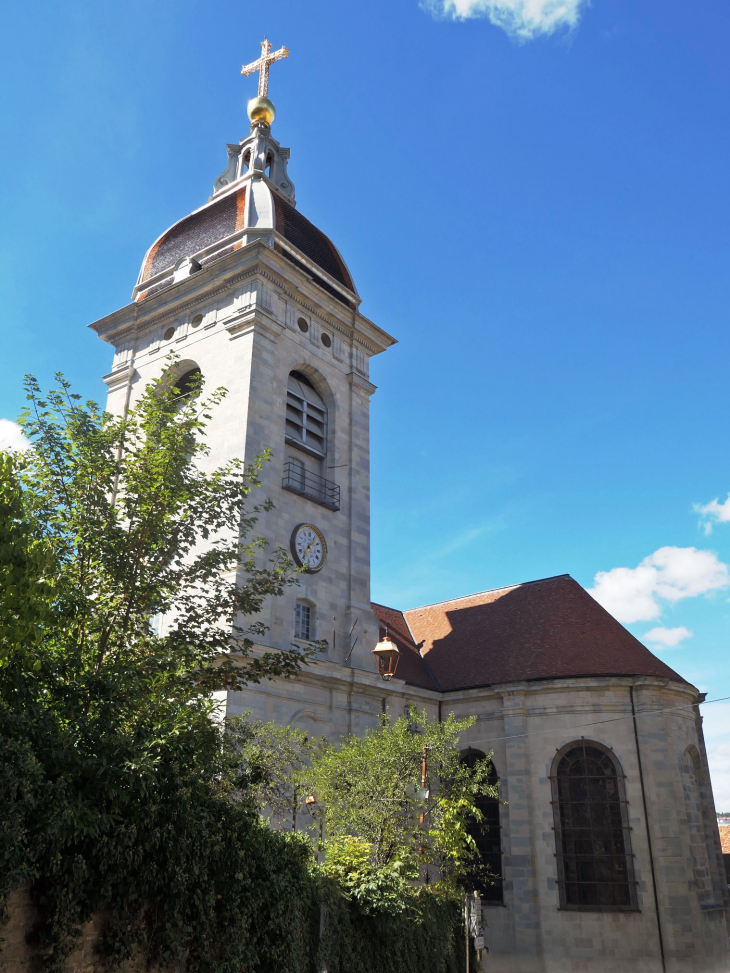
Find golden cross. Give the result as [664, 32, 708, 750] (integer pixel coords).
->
[241, 37, 289, 99]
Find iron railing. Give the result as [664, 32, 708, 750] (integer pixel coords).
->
[282, 462, 340, 511]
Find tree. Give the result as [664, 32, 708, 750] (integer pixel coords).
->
[0, 366, 319, 966]
[226, 714, 314, 826]
[300, 707, 499, 894]
[0, 451, 55, 663]
[6, 364, 314, 708]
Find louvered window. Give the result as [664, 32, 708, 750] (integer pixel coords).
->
[286, 371, 327, 457]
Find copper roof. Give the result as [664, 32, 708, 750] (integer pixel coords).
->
[138, 184, 355, 306]
[141, 187, 247, 284]
[272, 194, 354, 292]
[372, 575, 688, 694]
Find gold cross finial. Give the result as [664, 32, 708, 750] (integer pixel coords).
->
[241, 37, 289, 99]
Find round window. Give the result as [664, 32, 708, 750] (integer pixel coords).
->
[297, 317, 309, 333]
[191, 314, 203, 328]
[321, 333, 332, 348]
[164, 327, 175, 341]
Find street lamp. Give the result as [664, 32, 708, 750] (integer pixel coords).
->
[304, 793, 325, 863]
[372, 635, 400, 680]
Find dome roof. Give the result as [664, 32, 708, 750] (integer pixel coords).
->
[134, 122, 357, 307]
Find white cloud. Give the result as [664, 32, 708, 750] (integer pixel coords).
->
[588, 546, 730, 624]
[421, 0, 588, 39]
[0, 419, 30, 453]
[700, 702, 730, 812]
[642, 625, 692, 649]
[694, 494, 730, 534]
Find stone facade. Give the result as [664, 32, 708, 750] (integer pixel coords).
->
[230, 668, 730, 972]
[90, 109, 730, 973]
[93, 236, 392, 676]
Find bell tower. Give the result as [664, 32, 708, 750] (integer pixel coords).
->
[89, 41, 396, 735]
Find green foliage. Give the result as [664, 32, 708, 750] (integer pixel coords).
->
[302, 707, 498, 885]
[315, 871, 465, 973]
[0, 371, 471, 973]
[322, 836, 415, 915]
[225, 713, 314, 824]
[0, 451, 55, 662]
[7, 365, 313, 706]
[0, 370, 318, 967]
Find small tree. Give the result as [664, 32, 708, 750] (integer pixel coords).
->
[226, 714, 314, 827]
[301, 707, 499, 895]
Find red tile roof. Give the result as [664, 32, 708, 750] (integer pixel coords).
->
[719, 825, 730, 854]
[372, 575, 689, 693]
[371, 602, 440, 692]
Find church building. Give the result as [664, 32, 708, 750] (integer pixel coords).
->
[89, 42, 730, 973]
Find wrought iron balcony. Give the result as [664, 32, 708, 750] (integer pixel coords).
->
[282, 462, 340, 511]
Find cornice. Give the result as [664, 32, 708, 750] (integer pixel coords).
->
[348, 372, 377, 397]
[91, 242, 395, 358]
[102, 363, 135, 392]
[434, 674, 698, 704]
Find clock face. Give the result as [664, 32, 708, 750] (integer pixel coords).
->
[290, 523, 327, 573]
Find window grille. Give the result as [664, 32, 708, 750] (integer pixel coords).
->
[551, 742, 637, 911]
[288, 457, 305, 491]
[461, 750, 503, 903]
[286, 371, 327, 457]
[294, 602, 312, 641]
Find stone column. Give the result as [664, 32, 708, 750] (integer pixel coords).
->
[501, 688, 545, 973]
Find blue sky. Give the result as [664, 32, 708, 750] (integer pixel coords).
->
[2, 0, 730, 802]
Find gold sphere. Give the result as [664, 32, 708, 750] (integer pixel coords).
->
[247, 96, 276, 126]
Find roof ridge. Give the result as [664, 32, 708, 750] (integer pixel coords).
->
[402, 574, 573, 614]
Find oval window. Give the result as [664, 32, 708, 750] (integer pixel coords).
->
[164, 327, 176, 341]
[321, 333, 332, 348]
[191, 314, 203, 328]
[297, 317, 309, 333]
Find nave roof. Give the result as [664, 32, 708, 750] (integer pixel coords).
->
[372, 574, 688, 693]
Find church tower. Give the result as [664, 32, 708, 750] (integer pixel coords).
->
[88, 44, 730, 969]
[90, 41, 396, 734]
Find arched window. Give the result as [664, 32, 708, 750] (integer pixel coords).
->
[161, 362, 202, 408]
[285, 371, 327, 457]
[461, 749, 503, 903]
[174, 366, 202, 400]
[551, 741, 637, 911]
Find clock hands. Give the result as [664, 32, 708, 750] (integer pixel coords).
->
[302, 536, 319, 561]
